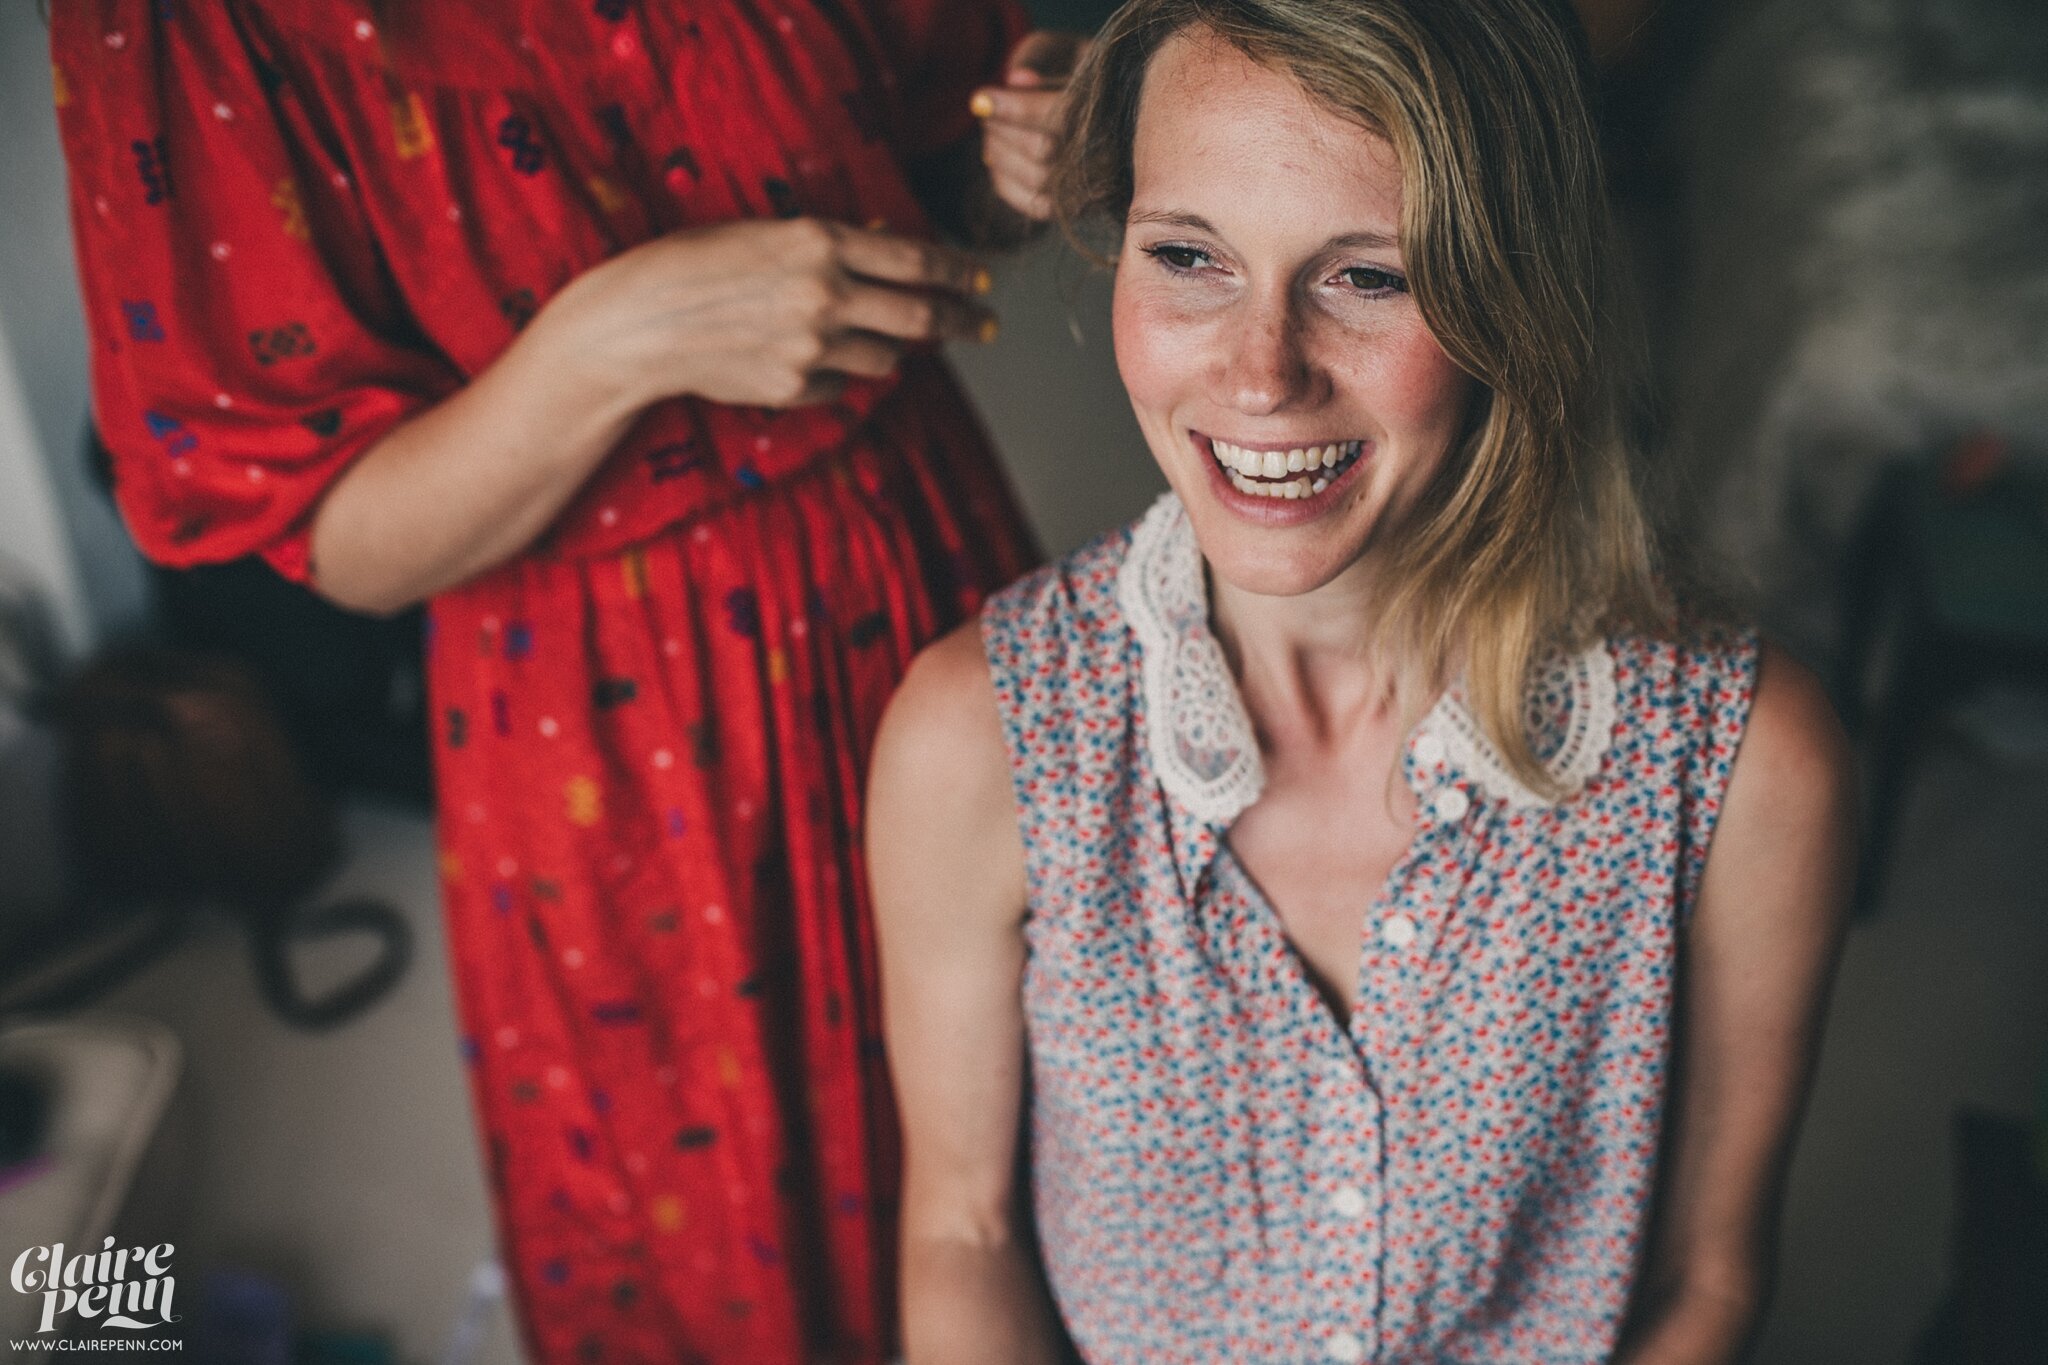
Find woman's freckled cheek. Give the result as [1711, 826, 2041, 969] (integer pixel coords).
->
[1332, 315, 1474, 442]
[1112, 271, 1218, 423]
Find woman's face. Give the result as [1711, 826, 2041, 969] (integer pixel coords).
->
[1112, 29, 1479, 598]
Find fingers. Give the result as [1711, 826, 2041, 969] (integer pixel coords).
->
[970, 85, 1067, 134]
[773, 329, 953, 411]
[832, 276, 996, 345]
[982, 119, 1056, 168]
[975, 90, 1061, 220]
[983, 127, 1055, 221]
[781, 371, 848, 409]
[816, 330, 905, 380]
[832, 223, 990, 298]
[972, 30, 1085, 220]
[1004, 30, 1088, 86]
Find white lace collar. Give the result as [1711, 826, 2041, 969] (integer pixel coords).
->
[1114, 492, 1616, 825]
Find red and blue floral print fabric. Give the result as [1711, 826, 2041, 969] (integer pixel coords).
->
[53, 3, 1036, 1362]
[980, 494, 1757, 1364]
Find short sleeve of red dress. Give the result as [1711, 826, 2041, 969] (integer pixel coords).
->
[52, 1, 457, 584]
[866, 0, 1031, 163]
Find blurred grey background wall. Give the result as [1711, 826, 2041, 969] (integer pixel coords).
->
[0, 6, 150, 653]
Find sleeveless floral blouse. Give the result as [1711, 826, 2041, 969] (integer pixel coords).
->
[980, 493, 1759, 1364]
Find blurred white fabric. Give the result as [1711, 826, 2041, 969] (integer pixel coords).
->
[1668, 0, 2048, 656]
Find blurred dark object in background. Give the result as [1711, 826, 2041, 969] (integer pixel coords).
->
[58, 650, 341, 914]
[0, 1062, 53, 1175]
[299, 1330, 399, 1365]
[0, 557, 180, 1015]
[52, 649, 412, 1030]
[150, 558, 431, 808]
[1574, 0, 1657, 66]
[187, 1270, 404, 1364]
[2, 428, 424, 1026]
[1836, 438, 2048, 914]
[0, 559, 76, 949]
[87, 427, 432, 810]
[1575, 0, 1718, 194]
[191, 1269, 295, 1365]
[1911, 1107, 2048, 1365]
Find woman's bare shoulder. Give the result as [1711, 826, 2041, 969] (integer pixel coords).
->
[878, 617, 1009, 781]
[866, 616, 1026, 925]
[1696, 639, 1857, 938]
[1733, 641, 1855, 828]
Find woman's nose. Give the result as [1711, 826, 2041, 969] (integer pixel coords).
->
[1216, 297, 1320, 415]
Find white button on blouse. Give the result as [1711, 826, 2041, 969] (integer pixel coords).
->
[1433, 786, 1471, 822]
[1326, 1329, 1366, 1363]
[1330, 1184, 1370, 1219]
[1379, 914, 1418, 949]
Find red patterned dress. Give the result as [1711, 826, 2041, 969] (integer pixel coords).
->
[52, 3, 1037, 1361]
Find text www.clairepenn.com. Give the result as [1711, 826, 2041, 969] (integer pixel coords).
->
[9, 1339, 184, 1351]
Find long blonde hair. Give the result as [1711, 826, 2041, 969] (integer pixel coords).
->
[1053, 0, 1672, 796]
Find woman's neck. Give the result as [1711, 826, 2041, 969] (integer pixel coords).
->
[1207, 556, 1403, 743]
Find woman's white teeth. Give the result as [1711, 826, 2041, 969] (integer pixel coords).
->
[1227, 470, 1317, 499]
[1211, 438, 1358, 497]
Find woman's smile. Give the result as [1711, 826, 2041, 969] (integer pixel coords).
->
[1199, 432, 1370, 499]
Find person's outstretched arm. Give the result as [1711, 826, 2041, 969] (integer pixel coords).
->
[866, 620, 1069, 1365]
[1616, 642, 1857, 1364]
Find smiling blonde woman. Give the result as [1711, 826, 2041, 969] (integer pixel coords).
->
[864, 1, 1856, 1362]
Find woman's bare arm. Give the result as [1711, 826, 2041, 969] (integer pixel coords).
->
[1616, 641, 1858, 1364]
[307, 219, 993, 614]
[865, 620, 1068, 1365]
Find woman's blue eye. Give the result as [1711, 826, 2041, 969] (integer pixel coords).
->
[1339, 266, 1407, 295]
[1143, 244, 1212, 273]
